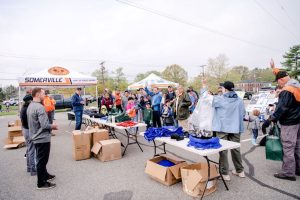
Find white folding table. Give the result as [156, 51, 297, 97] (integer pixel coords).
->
[140, 133, 241, 199]
[87, 117, 147, 156]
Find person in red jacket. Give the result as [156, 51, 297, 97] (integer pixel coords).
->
[101, 93, 113, 112]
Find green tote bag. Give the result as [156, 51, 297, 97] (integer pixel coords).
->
[265, 123, 283, 161]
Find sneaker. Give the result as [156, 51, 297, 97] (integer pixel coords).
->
[37, 182, 56, 190]
[24, 154, 27, 158]
[47, 174, 56, 182]
[274, 173, 296, 181]
[232, 170, 246, 178]
[222, 174, 231, 181]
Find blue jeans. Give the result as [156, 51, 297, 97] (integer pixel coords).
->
[252, 129, 258, 139]
[22, 128, 36, 173]
[75, 110, 83, 130]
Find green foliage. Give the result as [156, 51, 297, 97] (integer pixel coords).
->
[134, 70, 161, 82]
[282, 45, 300, 80]
[161, 64, 188, 86]
[206, 54, 229, 83]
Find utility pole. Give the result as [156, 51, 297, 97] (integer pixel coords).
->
[100, 61, 105, 85]
[199, 65, 206, 77]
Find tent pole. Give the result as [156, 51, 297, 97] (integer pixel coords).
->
[83, 86, 86, 96]
[95, 85, 98, 103]
[18, 86, 21, 115]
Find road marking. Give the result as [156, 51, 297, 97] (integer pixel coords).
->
[241, 135, 267, 142]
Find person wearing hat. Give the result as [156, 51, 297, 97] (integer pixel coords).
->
[269, 67, 300, 181]
[202, 80, 245, 181]
[20, 94, 36, 176]
[71, 88, 85, 130]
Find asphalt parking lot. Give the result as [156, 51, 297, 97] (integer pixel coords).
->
[0, 112, 299, 200]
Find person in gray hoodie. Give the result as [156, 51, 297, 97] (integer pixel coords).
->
[27, 88, 58, 190]
[203, 80, 245, 181]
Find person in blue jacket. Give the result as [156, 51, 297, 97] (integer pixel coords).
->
[145, 83, 162, 127]
[71, 88, 85, 130]
[203, 80, 245, 181]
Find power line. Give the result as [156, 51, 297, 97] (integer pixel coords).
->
[275, 0, 298, 29]
[253, 0, 297, 40]
[116, 0, 282, 52]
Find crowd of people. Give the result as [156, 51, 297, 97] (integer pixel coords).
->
[18, 60, 300, 190]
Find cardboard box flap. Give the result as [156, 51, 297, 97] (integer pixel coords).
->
[160, 154, 185, 164]
[99, 139, 120, 146]
[8, 126, 22, 132]
[186, 169, 203, 191]
[91, 142, 102, 154]
[145, 160, 168, 182]
[3, 143, 20, 149]
[72, 130, 83, 135]
[169, 161, 188, 179]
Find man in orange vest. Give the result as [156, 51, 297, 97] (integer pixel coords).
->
[270, 59, 300, 181]
[43, 90, 56, 136]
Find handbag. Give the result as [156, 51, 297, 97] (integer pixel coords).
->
[265, 123, 283, 161]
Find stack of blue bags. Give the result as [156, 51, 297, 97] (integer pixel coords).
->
[144, 126, 184, 142]
[187, 135, 222, 150]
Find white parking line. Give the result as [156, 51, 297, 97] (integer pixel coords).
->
[241, 135, 267, 142]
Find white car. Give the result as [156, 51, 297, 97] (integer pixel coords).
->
[2, 98, 19, 106]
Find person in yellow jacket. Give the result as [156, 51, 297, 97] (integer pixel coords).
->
[43, 90, 56, 136]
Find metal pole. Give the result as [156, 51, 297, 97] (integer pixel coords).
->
[18, 86, 21, 115]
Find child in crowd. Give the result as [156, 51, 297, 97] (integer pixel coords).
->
[161, 100, 174, 126]
[126, 97, 136, 120]
[249, 109, 261, 146]
[143, 102, 153, 129]
[114, 90, 123, 112]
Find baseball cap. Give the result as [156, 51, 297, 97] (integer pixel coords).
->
[23, 94, 33, 102]
[221, 81, 235, 91]
[274, 71, 289, 82]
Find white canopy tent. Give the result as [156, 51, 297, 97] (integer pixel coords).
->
[18, 66, 98, 108]
[127, 73, 178, 90]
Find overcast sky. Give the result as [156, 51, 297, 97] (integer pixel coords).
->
[0, 0, 299, 86]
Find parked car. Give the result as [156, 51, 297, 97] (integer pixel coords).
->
[82, 95, 94, 103]
[235, 90, 254, 100]
[2, 98, 19, 106]
[244, 91, 254, 100]
[49, 94, 72, 110]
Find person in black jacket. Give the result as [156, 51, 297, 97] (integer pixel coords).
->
[270, 71, 300, 181]
[20, 94, 36, 175]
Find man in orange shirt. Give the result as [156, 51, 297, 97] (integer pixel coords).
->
[43, 90, 56, 136]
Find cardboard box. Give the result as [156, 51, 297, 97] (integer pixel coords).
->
[4, 136, 26, 149]
[84, 128, 109, 145]
[144, 155, 188, 186]
[91, 139, 122, 162]
[72, 130, 92, 161]
[181, 163, 219, 197]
